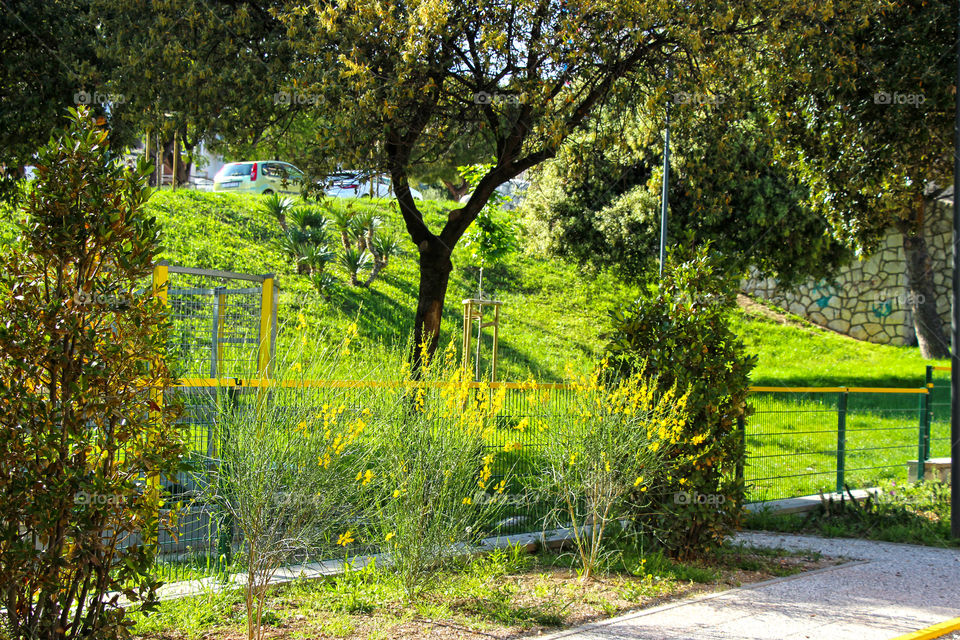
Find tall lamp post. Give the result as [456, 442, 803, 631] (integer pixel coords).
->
[952, 6, 960, 539]
[659, 64, 672, 278]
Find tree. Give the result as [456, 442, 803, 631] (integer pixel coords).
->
[524, 84, 851, 285]
[95, 0, 298, 183]
[281, 0, 788, 371]
[0, 0, 105, 200]
[762, 0, 954, 358]
[0, 108, 186, 639]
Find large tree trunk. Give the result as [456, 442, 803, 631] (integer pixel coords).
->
[902, 200, 950, 359]
[411, 241, 453, 375]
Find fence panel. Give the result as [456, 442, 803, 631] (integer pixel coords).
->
[154, 377, 935, 580]
[743, 388, 928, 502]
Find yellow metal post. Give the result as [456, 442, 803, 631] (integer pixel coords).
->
[491, 303, 500, 383]
[258, 277, 275, 379]
[217, 292, 226, 375]
[147, 263, 169, 550]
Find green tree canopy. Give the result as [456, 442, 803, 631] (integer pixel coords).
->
[524, 84, 850, 286]
[278, 0, 803, 369]
[762, 0, 954, 357]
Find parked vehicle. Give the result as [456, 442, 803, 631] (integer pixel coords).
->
[213, 161, 304, 195]
[324, 171, 424, 200]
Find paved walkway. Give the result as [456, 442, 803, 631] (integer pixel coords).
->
[543, 532, 960, 640]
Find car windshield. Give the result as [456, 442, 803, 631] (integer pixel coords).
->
[217, 163, 253, 178]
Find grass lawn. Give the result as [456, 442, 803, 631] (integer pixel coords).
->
[732, 301, 947, 388]
[7, 190, 947, 507]
[745, 480, 957, 548]
[136, 543, 836, 640]
[743, 391, 929, 501]
[133, 190, 946, 388]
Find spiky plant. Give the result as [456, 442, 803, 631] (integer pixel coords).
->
[259, 193, 295, 231]
[290, 205, 328, 232]
[363, 230, 404, 286]
[328, 205, 357, 251]
[302, 243, 336, 275]
[339, 247, 372, 287]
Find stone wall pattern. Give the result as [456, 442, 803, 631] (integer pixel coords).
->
[741, 201, 953, 346]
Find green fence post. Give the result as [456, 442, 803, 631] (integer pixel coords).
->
[736, 415, 746, 487]
[917, 390, 927, 481]
[924, 365, 933, 461]
[836, 391, 847, 494]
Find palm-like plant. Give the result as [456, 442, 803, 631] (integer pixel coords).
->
[328, 206, 357, 251]
[310, 271, 337, 300]
[290, 205, 328, 232]
[363, 230, 404, 286]
[259, 193, 295, 231]
[339, 247, 372, 287]
[302, 243, 335, 274]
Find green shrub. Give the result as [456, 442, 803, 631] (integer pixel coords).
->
[0, 108, 187, 639]
[199, 321, 372, 640]
[605, 247, 756, 560]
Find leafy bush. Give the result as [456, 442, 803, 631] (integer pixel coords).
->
[606, 247, 756, 560]
[533, 365, 688, 580]
[0, 108, 187, 639]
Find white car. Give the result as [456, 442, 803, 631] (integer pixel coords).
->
[324, 171, 423, 200]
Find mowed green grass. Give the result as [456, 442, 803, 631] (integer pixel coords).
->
[732, 309, 947, 388]
[142, 190, 947, 505]
[3, 188, 947, 508]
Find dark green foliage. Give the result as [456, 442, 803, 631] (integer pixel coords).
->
[524, 104, 850, 286]
[0, 108, 186, 639]
[606, 247, 756, 559]
[0, 0, 107, 202]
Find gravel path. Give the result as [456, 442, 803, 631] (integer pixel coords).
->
[541, 532, 960, 640]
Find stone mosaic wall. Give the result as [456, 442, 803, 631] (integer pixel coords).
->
[741, 200, 953, 346]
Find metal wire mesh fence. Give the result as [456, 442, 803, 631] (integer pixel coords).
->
[154, 377, 937, 582]
[158, 263, 277, 380]
[148, 265, 945, 580]
[928, 366, 952, 460]
[743, 387, 931, 502]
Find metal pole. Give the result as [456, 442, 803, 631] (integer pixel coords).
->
[836, 391, 847, 494]
[952, 1, 960, 538]
[659, 65, 672, 278]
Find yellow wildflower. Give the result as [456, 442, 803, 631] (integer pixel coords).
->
[337, 531, 355, 546]
[462, 497, 472, 505]
[385, 532, 395, 542]
[634, 476, 645, 487]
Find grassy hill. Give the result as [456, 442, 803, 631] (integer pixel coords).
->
[2, 188, 946, 386]
[147, 190, 637, 382]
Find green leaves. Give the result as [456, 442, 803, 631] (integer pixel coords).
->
[0, 107, 185, 639]
[606, 247, 755, 559]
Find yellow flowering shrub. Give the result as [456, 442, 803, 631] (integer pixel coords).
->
[363, 348, 508, 600]
[533, 363, 688, 581]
